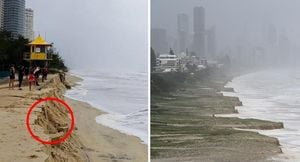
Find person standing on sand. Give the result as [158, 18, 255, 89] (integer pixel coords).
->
[24, 66, 29, 86]
[42, 66, 48, 82]
[33, 66, 41, 86]
[28, 71, 36, 91]
[8, 64, 16, 90]
[18, 65, 25, 90]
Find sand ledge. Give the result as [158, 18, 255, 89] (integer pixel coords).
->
[151, 70, 283, 162]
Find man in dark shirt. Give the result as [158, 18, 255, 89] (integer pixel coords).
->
[18, 65, 25, 90]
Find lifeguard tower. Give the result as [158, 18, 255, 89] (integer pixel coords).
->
[24, 35, 53, 65]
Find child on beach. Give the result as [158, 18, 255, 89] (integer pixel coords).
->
[8, 64, 15, 90]
[28, 71, 36, 91]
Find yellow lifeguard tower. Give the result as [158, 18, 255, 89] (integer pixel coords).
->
[24, 35, 53, 61]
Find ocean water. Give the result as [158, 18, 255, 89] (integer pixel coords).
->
[0, 71, 9, 79]
[65, 70, 148, 144]
[222, 68, 300, 161]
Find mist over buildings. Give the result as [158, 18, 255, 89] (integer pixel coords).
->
[27, 0, 148, 72]
[151, 0, 300, 67]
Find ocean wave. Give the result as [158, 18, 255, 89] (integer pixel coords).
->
[225, 69, 300, 161]
[66, 70, 148, 144]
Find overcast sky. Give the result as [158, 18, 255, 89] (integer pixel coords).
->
[26, 0, 148, 73]
[152, 0, 300, 54]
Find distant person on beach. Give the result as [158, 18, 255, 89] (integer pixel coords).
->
[42, 66, 48, 82]
[8, 64, 15, 90]
[28, 71, 35, 91]
[24, 66, 29, 86]
[33, 67, 41, 86]
[18, 65, 25, 90]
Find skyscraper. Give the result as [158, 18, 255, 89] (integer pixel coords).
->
[0, 0, 3, 29]
[3, 0, 25, 37]
[177, 13, 189, 53]
[267, 24, 277, 46]
[25, 8, 34, 40]
[193, 6, 205, 57]
[151, 28, 168, 54]
[207, 27, 216, 58]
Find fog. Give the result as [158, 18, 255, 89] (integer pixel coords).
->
[151, 0, 300, 67]
[26, 0, 148, 72]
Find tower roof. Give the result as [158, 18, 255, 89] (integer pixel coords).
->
[28, 35, 52, 46]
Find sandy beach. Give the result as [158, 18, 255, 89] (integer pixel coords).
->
[0, 74, 147, 162]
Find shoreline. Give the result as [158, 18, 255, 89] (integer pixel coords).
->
[65, 72, 148, 144]
[221, 71, 298, 161]
[64, 97, 147, 161]
[0, 73, 147, 161]
[65, 74, 148, 161]
[222, 72, 288, 160]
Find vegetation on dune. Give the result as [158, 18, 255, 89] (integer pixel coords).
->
[47, 48, 68, 72]
[151, 67, 229, 94]
[151, 47, 156, 72]
[0, 31, 67, 72]
[0, 31, 28, 69]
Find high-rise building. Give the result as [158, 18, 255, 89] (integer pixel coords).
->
[177, 13, 189, 53]
[25, 8, 34, 40]
[207, 27, 216, 58]
[193, 6, 205, 57]
[151, 28, 168, 54]
[278, 33, 290, 62]
[0, 0, 3, 29]
[267, 24, 277, 46]
[3, 0, 25, 37]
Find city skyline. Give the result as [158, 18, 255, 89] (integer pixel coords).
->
[152, 5, 209, 58]
[151, 0, 300, 62]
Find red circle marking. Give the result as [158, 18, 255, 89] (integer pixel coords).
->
[26, 97, 75, 145]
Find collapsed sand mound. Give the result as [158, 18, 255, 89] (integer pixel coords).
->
[33, 75, 89, 162]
